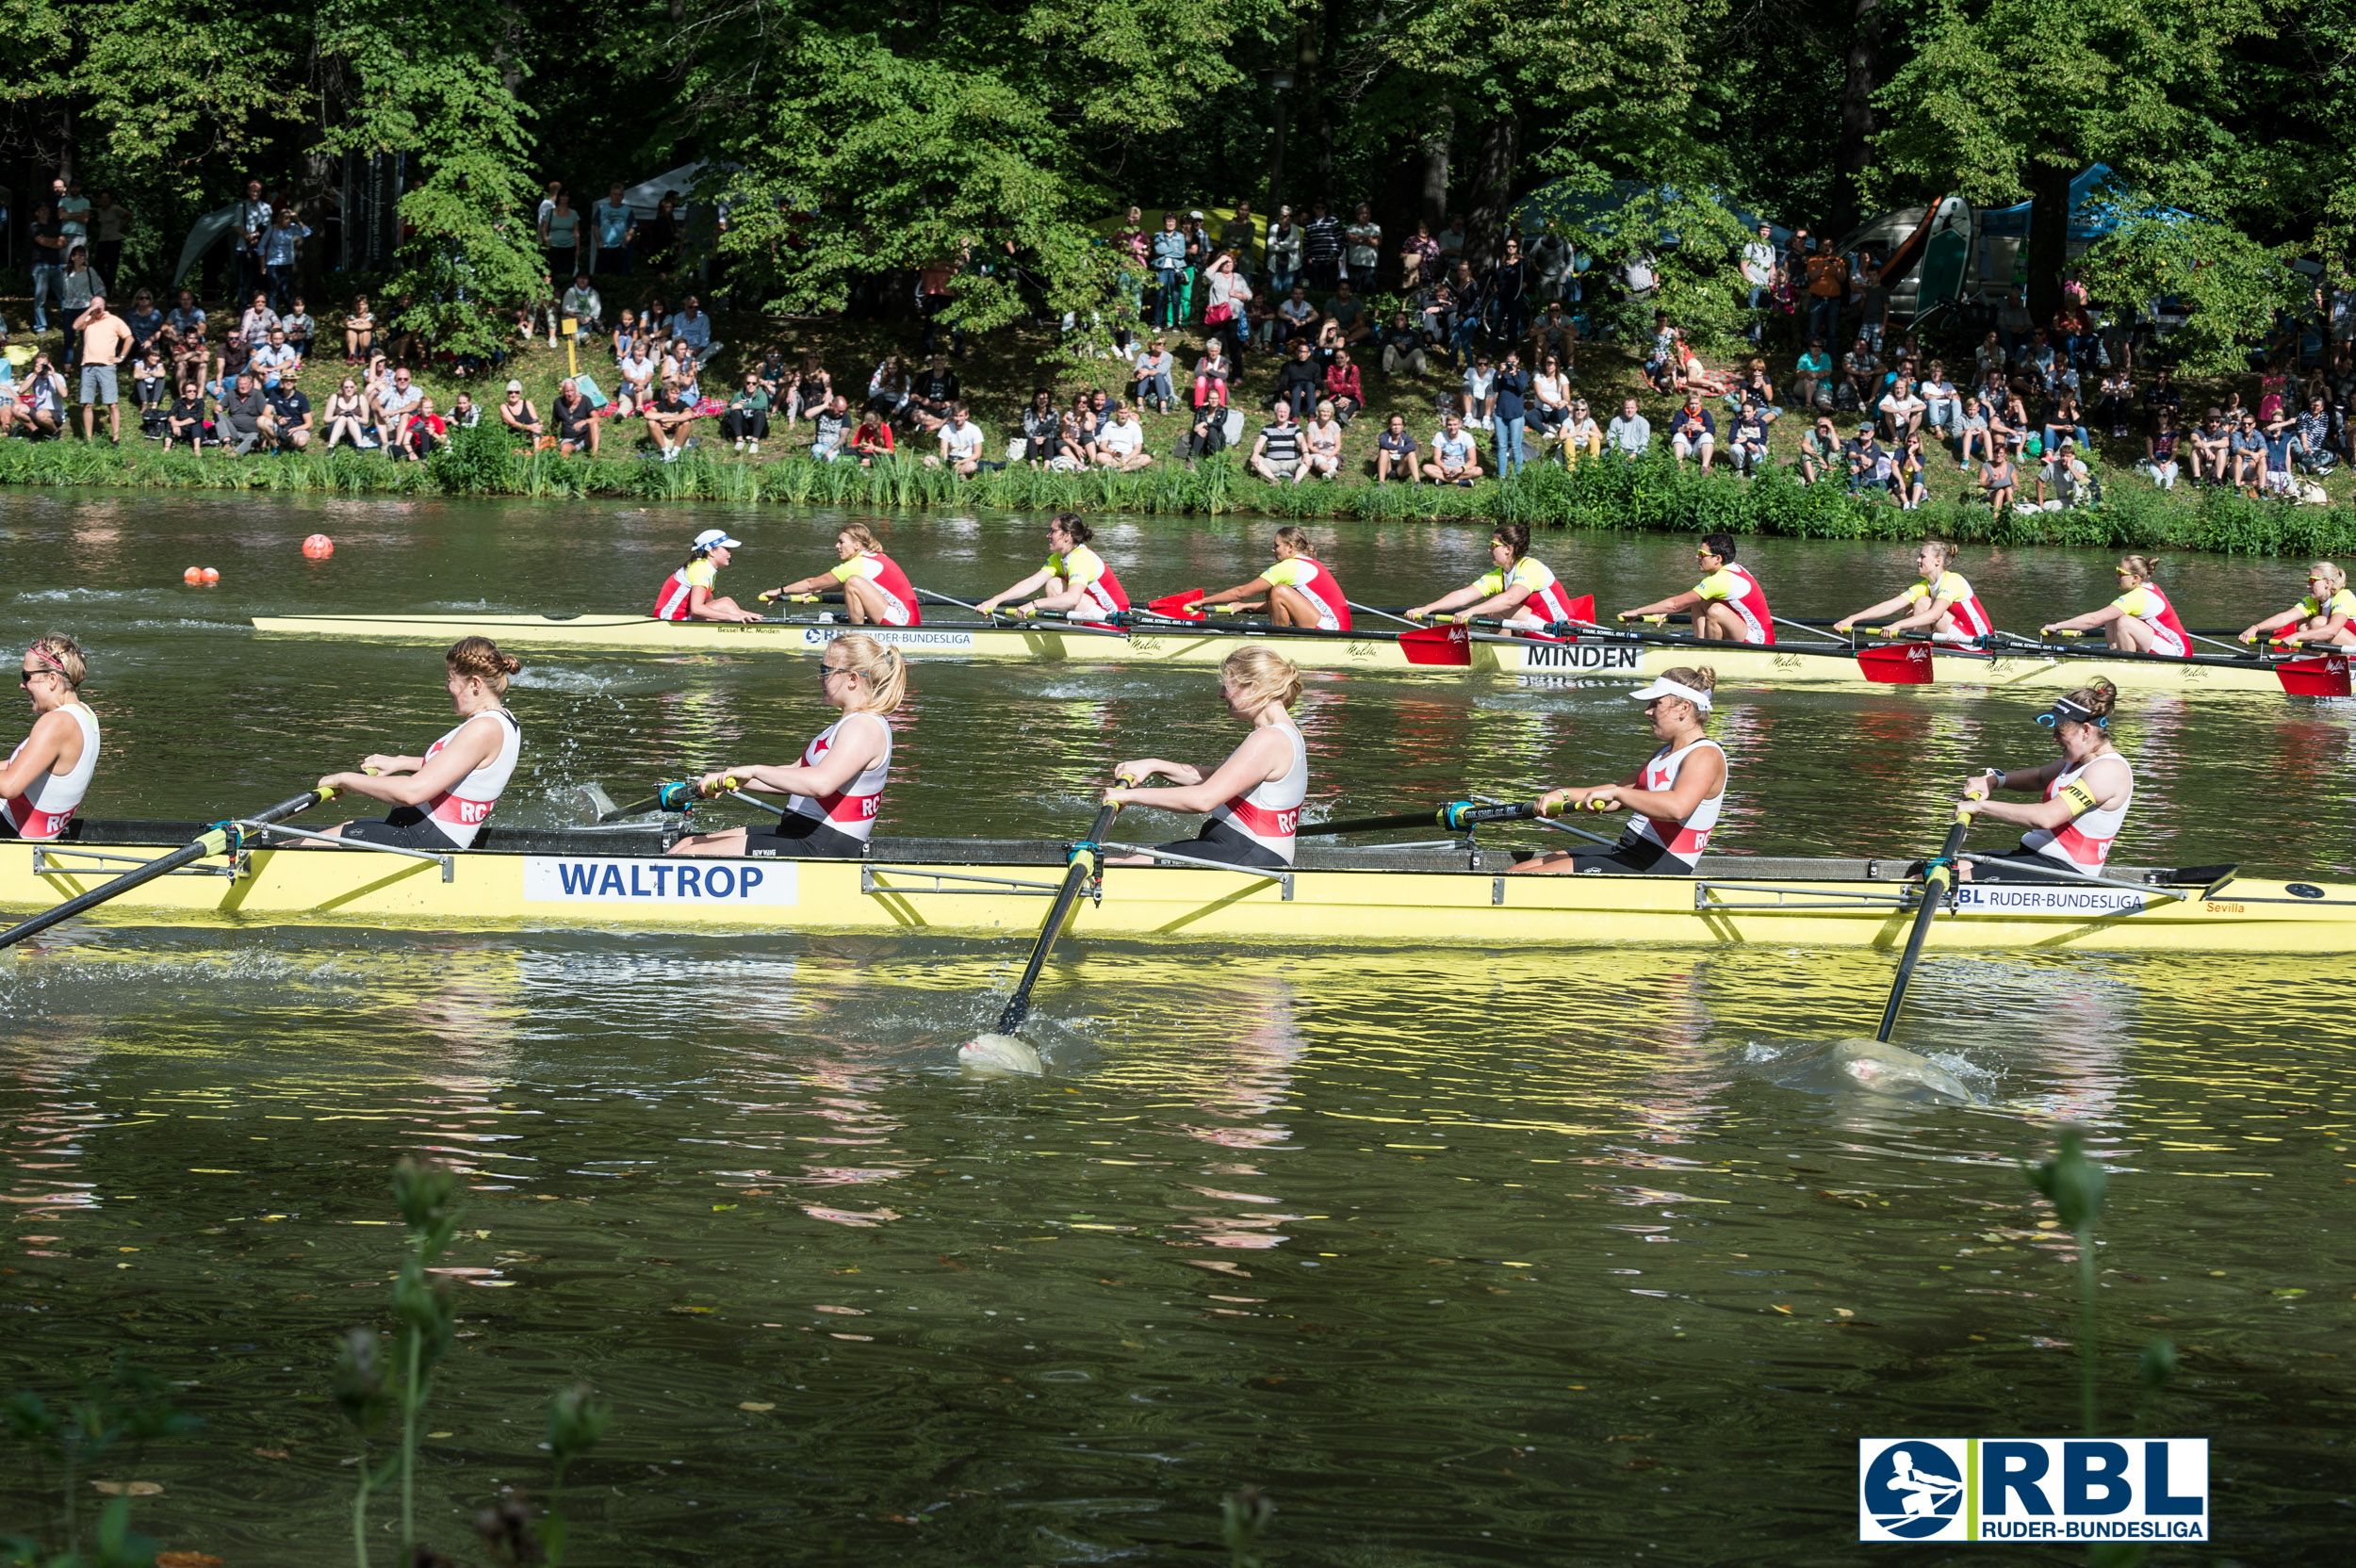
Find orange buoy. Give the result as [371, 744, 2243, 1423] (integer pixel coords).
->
[200, 567, 221, 583]
[184, 566, 205, 585]
[303, 533, 335, 559]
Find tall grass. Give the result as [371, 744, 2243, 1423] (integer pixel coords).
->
[6, 433, 2353, 557]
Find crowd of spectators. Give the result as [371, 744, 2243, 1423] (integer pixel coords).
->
[9, 173, 2356, 509]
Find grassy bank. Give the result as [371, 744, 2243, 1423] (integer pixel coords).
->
[7, 421, 2356, 557]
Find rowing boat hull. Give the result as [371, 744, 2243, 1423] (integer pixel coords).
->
[6, 832, 2348, 952]
[251, 612, 2326, 694]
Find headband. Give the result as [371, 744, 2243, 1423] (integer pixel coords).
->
[2036, 694, 2106, 729]
[25, 643, 69, 679]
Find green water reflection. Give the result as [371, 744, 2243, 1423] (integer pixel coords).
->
[0, 495, 2350, 1562]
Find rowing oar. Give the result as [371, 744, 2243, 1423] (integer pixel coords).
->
[1297, 798, 1578, 838]
[1872, 802, 1973, 1043]
[959, 801, 1124, 1075]
[1348, 600, 1425, 631]
[0, 787, 335, 954]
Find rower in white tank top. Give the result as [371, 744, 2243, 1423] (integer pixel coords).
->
[0, 637, 102, 842]
[1105, 647, 1310, 872]
[2, 702, 99, 841]
[317, 637, 526, 853]
[417, 709, 522, 848]
[1955, 680, 2135, 881]
[782, 710, 892, 843]
[1512, 667, 1730, 876]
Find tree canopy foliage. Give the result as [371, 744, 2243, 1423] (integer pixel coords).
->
[3, 0, 2348, 364]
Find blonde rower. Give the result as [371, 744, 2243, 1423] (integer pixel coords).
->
[0, 635, 99, 841]
[2239, 560, 2356, 649]
[1957, 679, 2133, 880]
[2043, 554, 2188, 657]
[1105, 646, 1307, 871]
[1193, 525, 1353, 630]
[317, 637, 523, 850]
[1833, 539, 1995, 643]
[672, 631, 906, 860]
[654, 528, 763, 623]
[1510, 666, 1726, 875]
[766, 523, 924, 627]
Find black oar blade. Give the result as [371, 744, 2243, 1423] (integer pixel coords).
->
[1874, 808, 1972, 1043]
[0, 787, 332, 954]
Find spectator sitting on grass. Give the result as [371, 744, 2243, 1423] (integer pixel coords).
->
[220, 370, 267, 454]
[448, 391, 482, 430]
[1250, 401, 1305, 483]
[1531, 353, 1572, 436]
[1798, 415, 1841, 482]
[810, 394, 851, 462]
[1301, 400, 1344, 481]
[1193, 339, 1233, 414]
[931, 402, 986, 475]
[2295, 395, 2337, 474]
[562, 275, 604, 341]
[661, 338, 701, 401]
[1893, 431, 1929, 509]
[616, 343, 656, 416]
[163, 380, 206, 450]
[18, 354, 69, 439]
[1461, 351, 1497, 431]
[133, 346, 171, 435]
[1273, 284, 1317, 351]
[2036, 437, 2089, 506]
[261, 372, 312, 450]
[252, 326, 299, 391]
[1022, 387, 1060, 466]
[1377, 413, 1418, 482]
[374, 366, 422, 445]
[867, 355, 912, 421]
[1842, 421, 1887, 496]
[1274, 337, 1320, 418]
[1530, 301, 1578, 374]
[1132, 338, 1175, 413]
[1329, 280, 1371, 346]
[397, 396, 447, 461]
[644, 377, 698, 461]
[724, 372, 770, 453]
[1728, 401, 1769, 477]
[909, 352, 960, 434]
[1842, 336, 1881, 409]
[1424, 411, 1482, 485]
[1094, 402, 1152, 471]
[1956, 396, 1993, 466]
[1605, 398, 1651, 456]
[1380, 311, 1428, 379]
[238, 291, 278, 347]
[850, 406, 894, 465]
[1793, 337, 1832, 409]
[499, 380, 545, 443]
[1563, 398, 1602, 465]
[1323, 349, 1363, 423]
[322, 377, 368, 449]
[1669, 395, 1716, 471]
[556, 379, 599, 456]
[672, 295, 716, 366]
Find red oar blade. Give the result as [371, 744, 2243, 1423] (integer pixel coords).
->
[1564, 593, 1595, 624]
[2276, 653, 2352, 697]
[1147, 590, 1206, 619]
[1856, 642, 1935, 685]
[1400, 625, 1473, 667]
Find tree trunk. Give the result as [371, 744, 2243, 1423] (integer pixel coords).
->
[1825, 0, 1881, 241]
[1463, 113, 1520, 273]
[1378, 108, 1449, 292]
[1302, 10, 1332, 206]
[2026, 159, 2072, 328]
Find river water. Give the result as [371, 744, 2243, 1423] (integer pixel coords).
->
[0, 492, 2348, 1564]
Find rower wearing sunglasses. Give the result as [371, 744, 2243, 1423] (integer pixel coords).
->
[1956, 680, 2134, 881]
[2239, 559, 2356, 649]
[1616, 531, 1774, 644]
[0, 636, 100, 841]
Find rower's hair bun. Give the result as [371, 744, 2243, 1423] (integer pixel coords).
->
[2069, 678, 2119, 720]
[446, 635, 522, 690]
[1662, 664, 1717, 694]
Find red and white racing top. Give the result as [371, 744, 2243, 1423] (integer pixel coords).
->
[1694, 564, 1774, 645]
[1620, 736, 1726, 869]
[422, 708, 522, 849]
[1208, 718, 1307, 864]
[2020, 754, 2134, 871]
[1047, 544, 1131, 624]
[2111, 584, 2187, 659]
[1478, 557, 1579, 628]
[786, 710, 892, 842]
[1263, 556, 1351, 632]
[3, 703, 99, 841]
[1908, 570, 1994, 640]
[833, 552, 923, 627]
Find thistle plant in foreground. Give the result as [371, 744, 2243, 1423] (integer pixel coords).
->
[381, 1157, 464, 1559]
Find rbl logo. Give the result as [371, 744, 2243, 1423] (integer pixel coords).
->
[1858, 1438, 2208, 1544]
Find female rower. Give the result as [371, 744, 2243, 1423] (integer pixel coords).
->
[1404, 522, 1581, 630]
[973, 513, 1132, 625]
[2041, 554, 2187, 657]
[654, 529, 763, 623]
[671, 632, 905, 859]
[2239, 560, 2356, 649]
[766, 522, 924, 627]
[0, 635, 99, 841]
[1509, 668, 1726, 875]
[1832, 538, 1995, 643]
[1193, 525, 1352, 631]
[1956, 680, 2132, 880]
[1617, 531, 1774, 645]
[315, 637, 523, 849]
[1105, 646, 1307, 870]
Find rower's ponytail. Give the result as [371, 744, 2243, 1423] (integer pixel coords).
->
[830, 631, 908, 715]
[1661, 664, 1718, 696]
[2118, 554, 2159, 586]
[1054, 512, 1093, 547]
[1920, 538, 1957, 572]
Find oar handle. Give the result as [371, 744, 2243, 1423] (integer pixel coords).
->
[0, 787, 334, 954]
